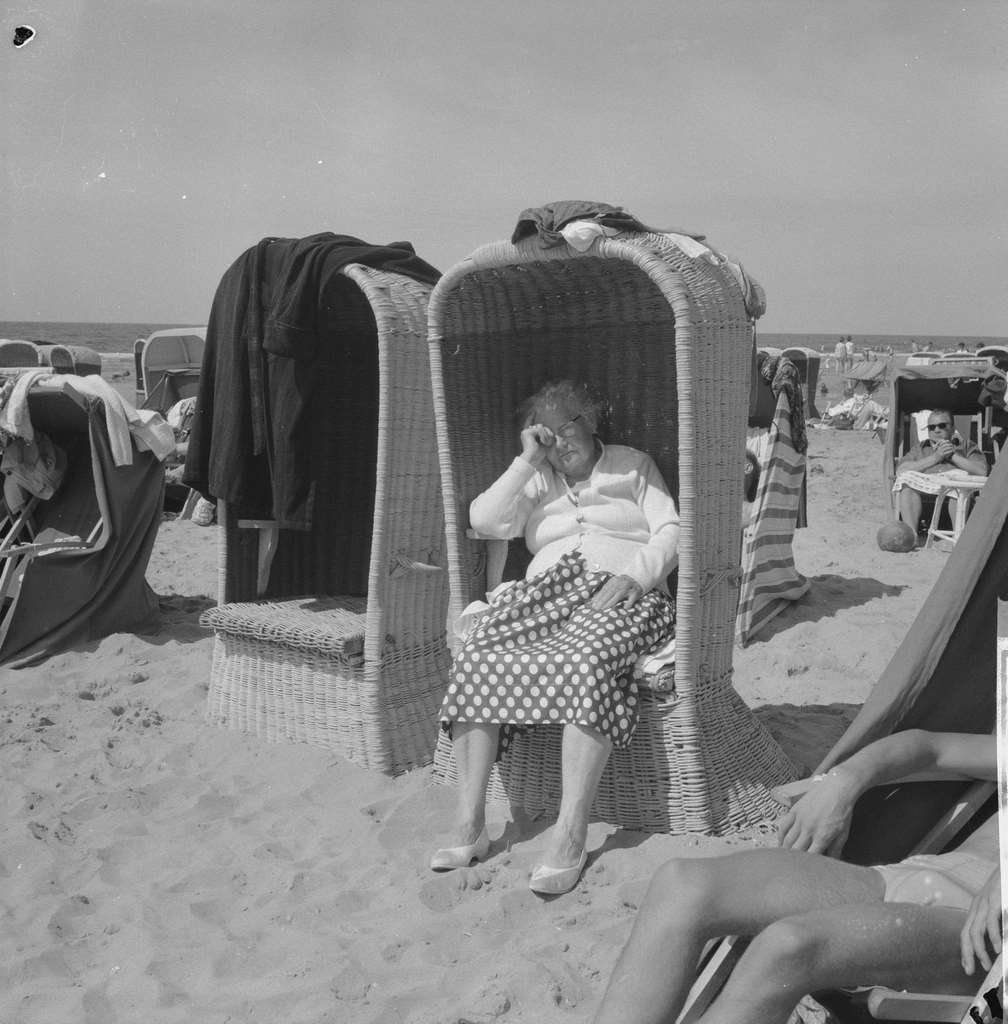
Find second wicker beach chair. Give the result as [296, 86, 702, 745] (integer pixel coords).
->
[200, 260, 449, 776]
[428, 217, 796, 834]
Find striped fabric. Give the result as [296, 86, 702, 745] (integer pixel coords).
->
[737, 388, 810, 644]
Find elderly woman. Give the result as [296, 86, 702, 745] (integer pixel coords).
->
[431, 380, 679, 894]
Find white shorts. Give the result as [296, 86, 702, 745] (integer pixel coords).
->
[873, 850, 996, 911]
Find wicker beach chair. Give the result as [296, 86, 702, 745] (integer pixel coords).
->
[0, 339, 40, 369]
[201, 264, 450, 776]
[47, 344, 102, 377]
[427, 227, 797, 834]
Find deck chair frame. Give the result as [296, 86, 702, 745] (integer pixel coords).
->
[677, 774, 999, 1024]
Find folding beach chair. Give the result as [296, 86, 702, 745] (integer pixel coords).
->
[676, 445, 1008, 1022]
[0, 380, 163, 667]
[427, 211, 796, 834]
[678, 778, 1000, 1024]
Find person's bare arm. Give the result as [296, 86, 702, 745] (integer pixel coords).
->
[777, 731, 995, 854]
[949, 443, 989, 476]
[898, 442, 949, 473]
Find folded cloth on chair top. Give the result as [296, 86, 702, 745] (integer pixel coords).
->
[62, 376, 175, 466]
[511, 200, 705, 247]
[0, 369, 52, 441]
[183, 233, 440, 529]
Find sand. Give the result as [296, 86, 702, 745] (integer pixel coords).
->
[0, 368, 953, 1024]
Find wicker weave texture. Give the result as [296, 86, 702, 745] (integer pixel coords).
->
[207, 634, 449, 774]
[205, 264, 450, 775]
[428, 232, 796, 832]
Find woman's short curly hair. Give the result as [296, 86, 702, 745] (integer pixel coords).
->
[518, 380, 609, 434]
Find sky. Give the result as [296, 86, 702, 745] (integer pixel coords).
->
[2, 0, 1007, 334]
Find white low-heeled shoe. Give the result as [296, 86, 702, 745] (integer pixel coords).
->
[429, 827, 491, 871]
[528, 849, 588, 895]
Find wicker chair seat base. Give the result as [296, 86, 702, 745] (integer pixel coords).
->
[432, 677, 796, 834]
[206, 632, 451, 776]
[201, 596, 368, 661]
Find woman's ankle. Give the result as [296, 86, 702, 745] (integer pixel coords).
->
[451, 814, 486, 844]
[546, 818, 587, 863]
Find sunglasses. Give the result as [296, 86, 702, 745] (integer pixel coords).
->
[927, 421, 951, 430]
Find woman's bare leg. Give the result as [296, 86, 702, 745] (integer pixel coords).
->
[700, 901, 973, 1024]
[449, 722, 499, 843]
[593, 850, 885, 1024]
[546, 723, 612, 866]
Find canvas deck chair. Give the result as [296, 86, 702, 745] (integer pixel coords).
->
[737, 383, 810, 644]
[199, 263, 449, 777]
[781, 346, 822, 419]
[976, 346, 1008, 374]
[134, 328, 206, 407]
[884, 363, 1000, 528]
[0, 380, 164, 667]
[427, 223, 797, 834]
[677, 445, 1008, 1023]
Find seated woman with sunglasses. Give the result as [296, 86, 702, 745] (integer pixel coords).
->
[432, 380, 679, 895]
[894, 408, 988, 534]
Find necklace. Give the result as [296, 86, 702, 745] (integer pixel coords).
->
[561, 476, 586, 525]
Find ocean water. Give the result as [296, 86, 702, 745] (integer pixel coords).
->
[0, 321, 197, 358]
[2, 322, 1006, 359]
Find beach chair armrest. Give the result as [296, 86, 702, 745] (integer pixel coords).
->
[237, 518, 280, 597]
[771, 771, 977, 809]
[465, 528, 509, 591]
[866, 987, 974, 1021]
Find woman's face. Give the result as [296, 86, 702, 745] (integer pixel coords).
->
[535, 405, 598, 482]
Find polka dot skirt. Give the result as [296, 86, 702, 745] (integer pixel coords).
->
[440, 552, 676, 753]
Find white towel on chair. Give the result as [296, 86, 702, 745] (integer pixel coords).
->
[893, 469, 985, 494]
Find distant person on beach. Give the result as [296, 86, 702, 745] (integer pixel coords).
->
[592, 729, 999, 1024]
[431, 380, 679, 895]
[957, 341, 968, 353]
[834, 337, 847, 373]
[893, 408, 988, 535]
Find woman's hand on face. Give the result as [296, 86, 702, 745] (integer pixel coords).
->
[960, 864, 1002, 976]
[520, 424, 555, 467]
[589, 575, 643, 611]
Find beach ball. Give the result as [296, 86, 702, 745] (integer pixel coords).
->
[876, 520, 917, 553]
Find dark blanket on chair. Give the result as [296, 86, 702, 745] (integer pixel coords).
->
[183, 233, 440, 529]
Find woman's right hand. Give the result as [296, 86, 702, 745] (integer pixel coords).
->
[520, 424, 555, 467]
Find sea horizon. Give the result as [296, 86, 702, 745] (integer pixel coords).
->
[2, 320, 1007, 358]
